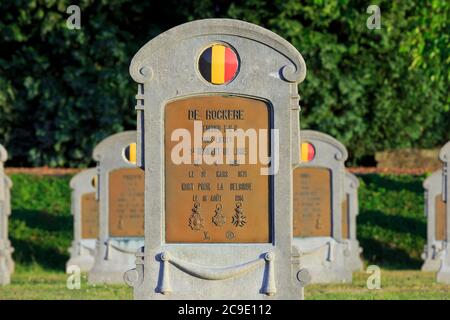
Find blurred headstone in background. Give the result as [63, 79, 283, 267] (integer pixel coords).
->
[343, 172, 364, 272]
[421, 169, 445, 272]
[66, 168, 99, 273]
[436, 142, 450, 284]
[0, 144, 14, 285]
[293, 130, 362, 283]
[88, 131, 144, 284]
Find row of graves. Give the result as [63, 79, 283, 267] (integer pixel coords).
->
[64, 19, 450, 298]
[63, 19, 368, 297]
[67, 128, 363, 288]
[293, 130, 363, 283]
[0, 19, 449, 298]
[67, 131, 144, 283]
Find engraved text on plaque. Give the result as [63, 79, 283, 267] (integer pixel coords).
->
[293, 167, 332, 237]
[164, 95, 271, 243]
[109, 168, 145, 237]
[436, 194, 447, 241]
[342, 196, 349, 239]
[81, 192, 99, 239]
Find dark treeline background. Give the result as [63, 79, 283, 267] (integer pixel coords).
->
[0, 0, 448, 167]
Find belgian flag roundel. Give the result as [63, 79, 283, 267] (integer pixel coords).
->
[199, 44, 239, 85]
[301, 142, 315, 162]
[124, 143, 137, 165]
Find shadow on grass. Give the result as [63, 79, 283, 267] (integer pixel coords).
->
[10, 209, 72, 271]
[11, 209, 72, 233]
[10, 237, 69, 271]
[357, 211, 425, 269]
[356, 174, 425, 269]
[358, 209, 426, 238]
[360, 237, 423, 270]
[358, 174, 424, 193]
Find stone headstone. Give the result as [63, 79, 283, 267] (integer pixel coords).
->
[66, 168, 98, 272]
[88, 131, 144, 284]
[343, 172, 364, 272]
[436, 141, 450, 283]
[0, 144, 14, 285]
[293, 130, 357, 283]
[421, 169, 445, 271]
[125, 18, 308, 299]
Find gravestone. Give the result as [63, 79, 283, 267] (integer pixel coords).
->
[293, 130, 355, 283]
[66, 168, 98, 272]
[421, 169, 445, 271]
[436, 141, 450, 283]
[124, 18, 309, 299]
[88, 131, 145, 284]
[343, 172, 364, 272]
[0, 144, 14, 285]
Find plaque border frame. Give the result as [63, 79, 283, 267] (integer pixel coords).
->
[162, 93, 274, 244]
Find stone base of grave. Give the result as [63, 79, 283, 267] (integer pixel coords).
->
[6, 248, 14, 276]
[421, 243, 445, 272]
[66, 255, 95, 273]
[344, 241, 364, 272]
[422, 258, 442, 272]
[0, 240, 13, 285]
[132, 284, 305, 300]
[88, 238, 143, 284]
[128, 247, 306, 300]
[88, 265, 129, 284]
[305, 264, 352, 284]
[346, 254, 364, 273]
[88, 259, 136, 284]
[437, 270, 450, 283]
[6, 256, 14, 276]
[436, 259, 450, 284]
[66, 240, 96, 273]
[0, 256, 11, 285]
[294, 238, 353, 283]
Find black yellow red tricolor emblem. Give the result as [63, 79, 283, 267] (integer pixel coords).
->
[199, 43, 239, 84]
[301, 142, 315, 162]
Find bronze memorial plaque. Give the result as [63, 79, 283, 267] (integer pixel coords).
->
[108, 168, 145, 237]
[164, 95, 271, 243]
[293, 167, 332, 237]
[435, 194, 447, 241]
[341, 196, 349, 239]
[81, 192, 99, 239]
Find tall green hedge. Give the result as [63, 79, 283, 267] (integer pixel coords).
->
[0, 0, 448, 166]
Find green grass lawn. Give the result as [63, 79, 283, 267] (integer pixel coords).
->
[1, 268, 447, 300]
[0, 173, 448, 300]
[358, 174, 426, 269]
[307, 270, 450, 300]
[1, 266, 131, 300]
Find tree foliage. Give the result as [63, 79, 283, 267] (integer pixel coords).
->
[0, 0, 448, 166]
